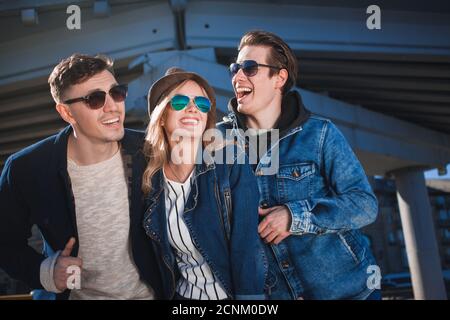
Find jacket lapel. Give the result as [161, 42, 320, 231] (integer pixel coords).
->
[51, 126, 79, 256]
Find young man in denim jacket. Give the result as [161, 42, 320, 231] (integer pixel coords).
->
[218, 30, 381, 300]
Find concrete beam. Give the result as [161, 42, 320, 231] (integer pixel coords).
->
[185, 1, 450, 56]
[0, 2, 174, 86]
[0, 0, 85, 11]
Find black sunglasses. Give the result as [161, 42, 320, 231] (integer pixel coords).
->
[63, 84, 128, 110]
[229, 60, 282, 77]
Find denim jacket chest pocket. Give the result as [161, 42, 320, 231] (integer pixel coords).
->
[276, 162, 315, 202]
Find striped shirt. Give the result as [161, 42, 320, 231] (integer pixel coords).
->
[163, 168, 228, 300]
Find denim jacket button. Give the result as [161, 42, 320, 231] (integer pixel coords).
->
[281, 261, 290, 269]
[260, 201, 269, 208]
[292, 170, 300, 178]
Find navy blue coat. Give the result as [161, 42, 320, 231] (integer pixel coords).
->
[0, 126, 162, 299]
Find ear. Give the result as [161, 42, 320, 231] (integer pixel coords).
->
[275, 69, 289, 91]
[55, 103, 76, 125]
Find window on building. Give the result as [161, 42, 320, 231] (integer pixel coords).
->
[438, 209, 448, 223]
[388, 232, 396, 245]
[443, 229, 450, 243]
[393, 209, 401, 223]
[385, 212, 393, 225]
[397, 229, 405, 246]
[435, 196, 446, 208]
[445, 248, 450, 264]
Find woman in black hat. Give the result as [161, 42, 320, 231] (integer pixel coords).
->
[141, 67, 267, 300]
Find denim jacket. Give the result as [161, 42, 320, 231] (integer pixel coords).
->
[142, 145, 267, 300]
[218, 91, 379, 300]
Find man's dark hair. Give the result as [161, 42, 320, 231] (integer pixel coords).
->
[48, 53, 114, 103]
[238, 30, 298, 95]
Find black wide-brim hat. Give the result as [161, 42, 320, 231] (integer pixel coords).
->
[147, 67, 216, 115]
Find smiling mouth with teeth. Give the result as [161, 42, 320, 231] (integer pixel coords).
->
[180, 118, 200, 125]
[101, 117, 120, 125]
[236, 87, 253, 100]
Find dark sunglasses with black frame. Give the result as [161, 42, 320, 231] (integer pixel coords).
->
[63, 84, 128, 110]
[229, 60, 282, 77]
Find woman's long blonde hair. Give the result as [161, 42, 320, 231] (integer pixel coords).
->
[142, 79, 217, 194]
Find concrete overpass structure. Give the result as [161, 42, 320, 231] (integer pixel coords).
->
[0, 0, 449, 299]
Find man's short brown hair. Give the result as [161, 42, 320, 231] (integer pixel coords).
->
[238, 30, 298, 95]
[48, 53, 114, 103]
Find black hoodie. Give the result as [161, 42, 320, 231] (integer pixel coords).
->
[227, 90, 311, 138]
[226, 90, 311, 165]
